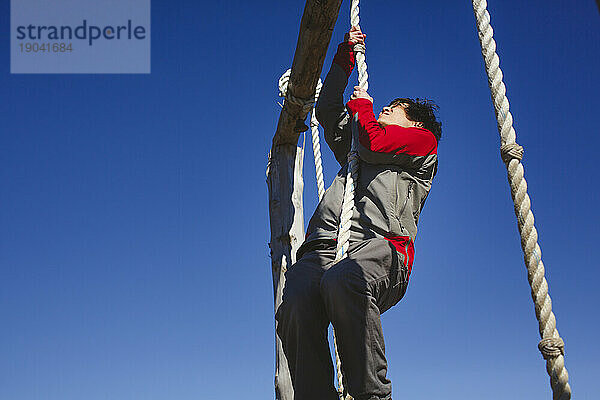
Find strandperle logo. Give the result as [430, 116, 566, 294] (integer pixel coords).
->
[15, 19, 147, 46]
[11, 0, 151, 74]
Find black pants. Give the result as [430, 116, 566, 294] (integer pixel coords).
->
[275, 238, 409, 400]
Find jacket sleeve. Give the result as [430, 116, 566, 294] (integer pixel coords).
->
[346, 98, 438, 162]
[315, 42, 356, 166]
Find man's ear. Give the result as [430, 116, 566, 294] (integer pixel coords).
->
[415, 121, 424, 128]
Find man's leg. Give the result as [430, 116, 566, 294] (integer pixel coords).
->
[320, 238, 409, 400]
[275, 248, 339, 400]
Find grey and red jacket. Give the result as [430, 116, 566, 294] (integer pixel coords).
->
[298, 42, 439, 277]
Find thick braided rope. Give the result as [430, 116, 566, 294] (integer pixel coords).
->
[335, 0, 369, 262]
[472, 2, 571, 399]
[310, 110, 326, 200]
[333, 2, 369, 399]
[279, 68, 326, 200]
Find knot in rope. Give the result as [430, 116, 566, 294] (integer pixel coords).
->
[352, 43, 365, 54]
[538, 337, 565, 360]
[278, 68, 322, 114]
[500, 142, 524, 164]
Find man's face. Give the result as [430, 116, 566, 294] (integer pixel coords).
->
[377, 103, 421, 128]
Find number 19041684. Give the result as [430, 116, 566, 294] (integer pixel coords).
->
[19, 42, 73, 53]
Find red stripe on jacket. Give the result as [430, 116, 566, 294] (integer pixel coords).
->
[346, 98, 438, 157]
[385, 236, 415, 278]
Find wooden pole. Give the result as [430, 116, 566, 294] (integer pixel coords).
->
[273, 0, 344, 146]
[267, 1, 342, 399]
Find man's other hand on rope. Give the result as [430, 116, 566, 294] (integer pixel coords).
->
[332, 26, 366, 80]
[345, 25, 366, 46]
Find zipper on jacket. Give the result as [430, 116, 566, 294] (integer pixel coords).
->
[398, 181, 414, 218]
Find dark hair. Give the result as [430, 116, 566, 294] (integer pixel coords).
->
[389, 97, 442, 141]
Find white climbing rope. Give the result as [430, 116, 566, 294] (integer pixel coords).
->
[335, 0, 369, 263]
[310, 109, 326, 201]
[471, 1, 571, 399]
[278, 69, 326, 201]
[333, 2, 370, 399]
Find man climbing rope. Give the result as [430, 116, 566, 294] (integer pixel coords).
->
[276, 26, 442, 400]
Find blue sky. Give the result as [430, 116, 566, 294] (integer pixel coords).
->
[1, 1, 599, 399]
